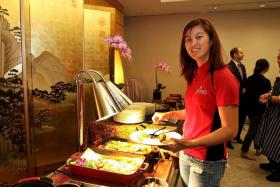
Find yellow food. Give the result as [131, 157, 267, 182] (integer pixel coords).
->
[75, 156, 143, 175]
[101, 140, 152, 154]
[138, 132, 170, 144]
[157, 134, 167, 142]
[72, 148, 144, 175]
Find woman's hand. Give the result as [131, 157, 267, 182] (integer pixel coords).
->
[152, 110, 186, 124]
[152, 112, 172, 124]
[259, 92, 272, 104]
[167, 138, 194, 152]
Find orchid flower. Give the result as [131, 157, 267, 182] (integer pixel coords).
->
[154, 62, 171, 88]
[104, 35, 133, 62]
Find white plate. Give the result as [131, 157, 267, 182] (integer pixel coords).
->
[130, 129, 182, 146]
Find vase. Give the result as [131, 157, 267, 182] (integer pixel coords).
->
[153, 89, 162, 102]
[109, 48, 125, 84]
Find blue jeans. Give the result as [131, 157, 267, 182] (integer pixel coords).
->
[179, 151, 227, 187]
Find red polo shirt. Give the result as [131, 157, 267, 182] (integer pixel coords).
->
[184, 61, 239, 160]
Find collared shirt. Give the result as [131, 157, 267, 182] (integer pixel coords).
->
[183, 61, 239, 160]
[232, 59, 241, 67]
[232, 59, 243, 79]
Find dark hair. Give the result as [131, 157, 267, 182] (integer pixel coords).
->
[230, 47, 238, 58]
[253, 59, 269, 75]
[180, 18, 225, 83]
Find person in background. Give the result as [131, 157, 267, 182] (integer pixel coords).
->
[255, 50, 280, 182]
[241, 59, 271, 160]
[227, 47, 247, 149]
[152, 18, 239, 187]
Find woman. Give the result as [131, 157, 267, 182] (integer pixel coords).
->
[152, 19, 239, 186]
[255, 50, 280, 182]
[241, 59, 271, 159]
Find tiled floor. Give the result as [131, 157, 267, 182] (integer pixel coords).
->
[177, 124, 280, 187]
[221, 142, 278, 187]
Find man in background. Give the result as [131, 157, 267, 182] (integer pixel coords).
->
[227, 47, 247, 149]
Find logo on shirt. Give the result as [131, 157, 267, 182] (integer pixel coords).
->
[196, 85, 207, 95]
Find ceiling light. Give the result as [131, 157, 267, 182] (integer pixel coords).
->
[160, 0, 190, 3]
[260, 4, 266, 8]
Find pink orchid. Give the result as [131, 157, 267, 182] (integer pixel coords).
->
[104, 35, 133, 62]
[154, 62, 171, 88]
[113, 35, 124, 43]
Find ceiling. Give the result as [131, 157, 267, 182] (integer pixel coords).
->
[117, 0, 280, 17]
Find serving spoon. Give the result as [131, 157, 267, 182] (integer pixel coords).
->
[149, 127, 166, 138]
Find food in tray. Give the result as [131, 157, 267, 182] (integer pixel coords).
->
[71, 148, 144, 175]
[138, 131, 172, 144]
[99, 140, 153, 154]
[130, 129, 181, 146]
[139, 132, 167, 142]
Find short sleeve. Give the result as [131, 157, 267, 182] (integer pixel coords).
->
[213, 67, 240, 106]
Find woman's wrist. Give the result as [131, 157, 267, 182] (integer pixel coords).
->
[271, 95, 280, 103]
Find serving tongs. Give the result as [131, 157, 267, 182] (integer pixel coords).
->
[152, 129, 176, 138]
[150, 128, 177, 139]
[149, 127, 166, 138]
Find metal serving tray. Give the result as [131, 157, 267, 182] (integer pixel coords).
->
[67, 148, 148, 184]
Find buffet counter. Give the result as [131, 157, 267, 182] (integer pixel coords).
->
[46, 119, 182, 186]
[87, 119, 179, 146]
[47, 158, 179, 186]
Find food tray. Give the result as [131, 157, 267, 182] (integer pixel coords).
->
[97, 137, 155, 155]
[67, 148, 148, 184]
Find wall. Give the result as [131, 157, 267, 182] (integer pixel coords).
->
[0, 0, 21, 77]
[0, 0, 124, 181]
[84, 7, 111, 75]
[84, 0, 124, 35]
[123, 9, 280, 102]
[84, 2, 124, 81]
[0, 0, 20, 27]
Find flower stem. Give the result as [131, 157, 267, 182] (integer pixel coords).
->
[155, 68, 158, 87]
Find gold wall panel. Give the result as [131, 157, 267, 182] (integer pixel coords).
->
[0, 0, 124, 180]
[84, 8, 111, 76]
[0, 0, 20, 27]
[29, 0, 84, 172]
[0, 0, 28, 182]
[0, 0, 21, 76]
[30, 0, 83, 80]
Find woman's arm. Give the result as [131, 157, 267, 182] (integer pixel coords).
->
[258, 92, 280, 104]
[259, 92, 272, 104]
[171, 105, 238, 151]
[269, 95, 280, 103]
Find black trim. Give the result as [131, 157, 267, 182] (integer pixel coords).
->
[206, 109, 225, 161]
[205, 72, 225, 161]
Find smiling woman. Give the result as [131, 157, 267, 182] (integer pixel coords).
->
[152, 18, 239, 187]
[184, 25, 212, 66]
